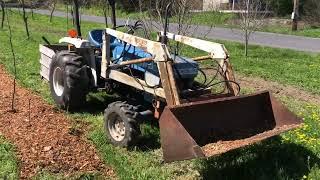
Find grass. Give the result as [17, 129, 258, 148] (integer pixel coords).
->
[0, 136, 18, 179]
[0, 11, 320, 179]
[262, 25, 320, 38]
[55, 3, 320, 38]
[229, 45, 320, 94]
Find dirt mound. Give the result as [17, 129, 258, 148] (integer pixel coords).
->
[237, 75, 320, 105]
[0, 65, 115, 179]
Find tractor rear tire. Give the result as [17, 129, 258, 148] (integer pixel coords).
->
[104, 101, 141, 147]
[49, 51, 90, 110]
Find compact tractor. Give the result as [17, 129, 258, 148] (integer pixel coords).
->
[39, 0, 302, 162]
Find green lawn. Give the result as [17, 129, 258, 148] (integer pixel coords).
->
[0, 136, 18, 179]
[0, 11, 320, 179]
[55, 4, 320, 38]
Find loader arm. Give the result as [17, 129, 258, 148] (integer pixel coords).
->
[102, 28, 181, 106]
[160, 32, 229, 59]
[102, 28, 239, 104]
[160, 32, 239, 95]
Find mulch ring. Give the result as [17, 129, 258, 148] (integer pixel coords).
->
[0, 65, 115, 179]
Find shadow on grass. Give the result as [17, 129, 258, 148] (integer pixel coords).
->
[135, 118, 161, 152]
[200, 137, 320, 180]
[78, 92, 120, 115]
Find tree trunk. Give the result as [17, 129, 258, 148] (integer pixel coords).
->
[103, 6, 108, 28]
[66, 4, 69, 28]
[73, 0, 82, 37]
[245, 29, 248, 57]
[50, 1, 56, 22]
[71, 9, 74, 27]
[244, 0, 249, 57]
[1, 0, 4, 29]
[21, 0, 30, 39]
[31, 8, 34, 20]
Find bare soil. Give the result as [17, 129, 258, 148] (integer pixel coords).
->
[237, 75, 320, 105]
[0, 66, 115, 179]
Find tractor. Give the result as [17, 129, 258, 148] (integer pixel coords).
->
[39, 0, 302, 162]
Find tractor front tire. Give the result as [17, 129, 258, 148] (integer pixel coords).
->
[49, 51, 90, 110]
[104, 101, 141, 147]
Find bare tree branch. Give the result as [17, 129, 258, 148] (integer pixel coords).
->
[137, 0, 202, 54]
[237, 0, 269, 56]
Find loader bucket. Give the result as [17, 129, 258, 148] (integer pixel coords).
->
[159, 91, 302, 162]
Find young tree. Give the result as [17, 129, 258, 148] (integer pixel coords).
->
[141, 0, 196, 34]
[20, 0, 30, 39]
[0, 0, 4, 29]
[137, 0, 200, 54]
[101, 0, 109, 28]
[5, 7, 18, 111]
[237, 0, 269, 57]
[50, 0, 57, 22]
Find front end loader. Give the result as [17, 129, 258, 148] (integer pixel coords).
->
[39, 0, 302, 163]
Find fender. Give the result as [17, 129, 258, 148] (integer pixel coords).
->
[59, 37, 91, 48]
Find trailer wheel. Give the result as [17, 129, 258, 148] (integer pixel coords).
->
[49, 51, 90, 110]
[104, 102, 141, 147]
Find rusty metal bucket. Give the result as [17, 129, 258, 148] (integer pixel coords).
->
[159, 91, 302, 162]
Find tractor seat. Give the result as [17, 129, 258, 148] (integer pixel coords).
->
[88, 29, 120, 48]
[88, 29, 103, 47]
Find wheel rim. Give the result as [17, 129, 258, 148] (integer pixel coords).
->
[53, 67, 64, 97]
[108, 113, 126, 142]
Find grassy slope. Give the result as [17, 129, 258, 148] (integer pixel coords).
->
[56, 4, 320, 38]
[0, 11, 319, 179]
[0, 136, 18, 179]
